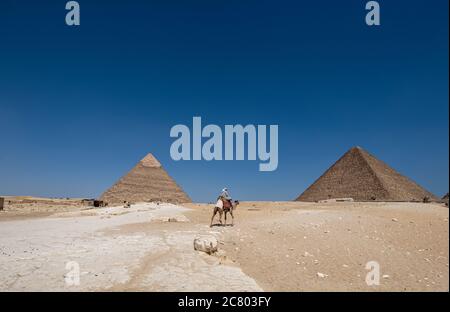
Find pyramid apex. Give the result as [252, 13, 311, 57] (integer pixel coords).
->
[348, 146, 367, 155]
[140, 153, 162, 168]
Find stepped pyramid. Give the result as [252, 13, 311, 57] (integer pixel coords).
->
[296, 146, 438, 202]
[100, 153, 191, 204]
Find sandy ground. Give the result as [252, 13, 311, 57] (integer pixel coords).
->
[0, 199, 448, 292]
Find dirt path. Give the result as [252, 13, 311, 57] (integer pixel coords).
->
[0, 203, 261, 292]
[0, 201, 448, 291]
[184, 201, 449, 291]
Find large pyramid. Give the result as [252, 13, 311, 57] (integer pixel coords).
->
[296, 146, 438, 202]
[100, 153, 191, 204]
[442, 193, 449, 204]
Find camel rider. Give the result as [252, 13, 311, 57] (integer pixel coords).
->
[219, 188, 232, 207]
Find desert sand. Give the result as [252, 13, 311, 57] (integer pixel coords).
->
[0, 198, 448, 292]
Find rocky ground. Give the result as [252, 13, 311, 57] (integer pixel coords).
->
[0, 199, 448, 291]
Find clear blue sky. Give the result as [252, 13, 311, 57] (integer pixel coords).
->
[0, 0, 448, 202]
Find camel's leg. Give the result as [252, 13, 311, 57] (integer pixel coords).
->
[224, 211, 227, 226]
[219, 210, 223, 225]
[230, 210, 234, 226]
[210, 207, 218, 227]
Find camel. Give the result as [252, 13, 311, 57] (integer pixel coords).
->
[224, 200, 239, 226]
[210, 199, 239, 227]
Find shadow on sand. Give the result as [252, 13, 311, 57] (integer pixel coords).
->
[210, 223, 234, 227]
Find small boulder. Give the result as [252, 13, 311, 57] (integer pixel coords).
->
[194, 235, 218, 255]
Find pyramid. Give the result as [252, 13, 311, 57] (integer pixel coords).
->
[296, 146, 438, 202]
[442, 193, 449, 203]
[100, 153, 191, 204]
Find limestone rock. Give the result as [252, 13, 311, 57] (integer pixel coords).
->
[194, 236, 218, 255]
